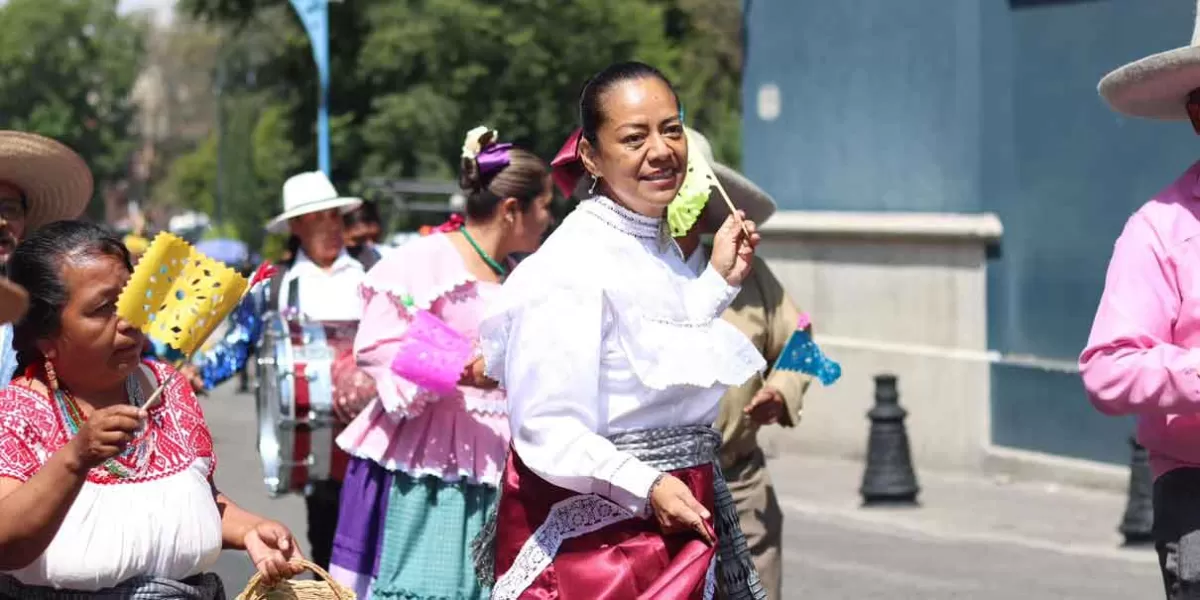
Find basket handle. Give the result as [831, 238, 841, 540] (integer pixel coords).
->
[239, 558, 350, 600]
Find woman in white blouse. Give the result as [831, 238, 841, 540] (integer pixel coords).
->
[474, 62, 767, 600]
[0, 222, 302, 599]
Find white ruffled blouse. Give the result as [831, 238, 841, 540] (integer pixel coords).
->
[479, 195, 765, 516]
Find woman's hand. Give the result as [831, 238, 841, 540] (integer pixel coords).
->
[459, 356, 499, 390]
[68, 405, 146, 472]
[333, 368, 376, 423]
[648, 474, 715, 545]
[244, 520, 304, 586]
[744, 386, 785, 425]
[709, 210, 760, 287]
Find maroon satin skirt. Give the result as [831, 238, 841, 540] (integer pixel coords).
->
[493, 450, 718, 599]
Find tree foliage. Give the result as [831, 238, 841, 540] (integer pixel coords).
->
[165, 0, 743, 248]
[0, 0, 148, 214]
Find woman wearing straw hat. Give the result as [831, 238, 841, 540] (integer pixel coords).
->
[1081, 5, 1200, 597]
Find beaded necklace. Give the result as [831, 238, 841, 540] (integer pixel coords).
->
[460, 227, 508, 279]
[49, 368, 151, 479]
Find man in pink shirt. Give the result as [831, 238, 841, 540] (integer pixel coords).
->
[1083, 5, 1200, 598]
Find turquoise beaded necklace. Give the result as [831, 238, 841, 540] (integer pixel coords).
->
[52, 373, 150, 479]
[460, 226, 508, 279]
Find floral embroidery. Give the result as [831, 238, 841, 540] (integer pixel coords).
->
[0, 362, 215, 485]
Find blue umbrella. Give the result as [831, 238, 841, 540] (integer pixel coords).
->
[195, 238, 249, 266]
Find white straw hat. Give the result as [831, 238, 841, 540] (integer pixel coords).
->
[1100, 1, 1200, 120]
[0, 131, 93, 230]
[685, 127, 777, 230]
[266, 171, 363, 233]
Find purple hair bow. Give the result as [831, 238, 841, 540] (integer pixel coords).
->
[476, 142, 513, 177]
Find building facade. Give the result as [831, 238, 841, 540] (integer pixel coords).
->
[745, 0, 1197, 481]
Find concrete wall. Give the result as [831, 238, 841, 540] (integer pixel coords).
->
[756, 212, 997, 472]
[743, 0, 1199, 481]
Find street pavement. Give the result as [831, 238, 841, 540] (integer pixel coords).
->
[204, 381, 1162, 599]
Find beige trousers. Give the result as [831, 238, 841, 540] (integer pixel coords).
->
[721, 448, 784, 600]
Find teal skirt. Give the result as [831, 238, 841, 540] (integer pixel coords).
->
[370, 471, 496, 600]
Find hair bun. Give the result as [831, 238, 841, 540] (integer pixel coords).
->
[459, 126, 501, 193]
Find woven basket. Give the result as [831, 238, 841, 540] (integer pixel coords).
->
[236, 559, 356, 600]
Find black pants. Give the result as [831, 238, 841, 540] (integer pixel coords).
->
[1154, 467, 1200, 599]
[305, 479, 342, 570]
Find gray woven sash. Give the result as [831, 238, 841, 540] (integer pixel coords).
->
[472, 425, 765, 600]
[0, 573, 226, 600]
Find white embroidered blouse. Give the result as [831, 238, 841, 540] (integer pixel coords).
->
[479, 196, 765, 517]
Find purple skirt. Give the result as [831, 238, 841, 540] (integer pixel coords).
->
[329, 456, 394, 599]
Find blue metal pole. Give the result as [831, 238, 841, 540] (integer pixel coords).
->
[289, 0, 331, 176]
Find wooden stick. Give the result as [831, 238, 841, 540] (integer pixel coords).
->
[710, 176, 754, 238]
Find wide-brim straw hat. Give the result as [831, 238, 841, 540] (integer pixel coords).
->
[0, 131, 93, 230]
[1100, 2, 1200, 120]
[266, 171, 362, 234]
[685, 127, 777, 230]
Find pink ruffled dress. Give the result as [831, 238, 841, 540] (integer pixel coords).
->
[329, 232, 508, 600]
[337, 232, 509, 483]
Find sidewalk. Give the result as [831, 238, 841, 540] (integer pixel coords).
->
[766, 451, 1158, 566]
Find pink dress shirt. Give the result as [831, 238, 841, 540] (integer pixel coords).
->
[1081, 161, 1200, 478]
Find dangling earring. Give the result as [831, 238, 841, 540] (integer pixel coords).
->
[588, 175, 600, 195]
[44, 359, 59, 392]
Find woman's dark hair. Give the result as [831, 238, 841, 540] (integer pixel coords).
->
[579, 61, 679, 146]
[9, 220, 133, 368]
[458, 132, 548, 221]
[344, 200, 381, 228]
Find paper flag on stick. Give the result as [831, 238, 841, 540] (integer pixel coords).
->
[667, 130, 718, 237]
[772, 312, 841, 386]
[116, 232, 250, 357]
[390, 309, 475, 396]
[666, 129, 752, 238]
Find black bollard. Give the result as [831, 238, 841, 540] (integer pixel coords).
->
[860, 374, 920, 506]
[1118, 435, 1154, 546]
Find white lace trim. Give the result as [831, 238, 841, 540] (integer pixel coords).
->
[491, 494, 633, 600]
[359, 273, 475, 312]
[578, 196, 663, 240]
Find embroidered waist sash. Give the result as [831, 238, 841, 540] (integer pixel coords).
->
[0, 573, 225, 600]
[474, 425, 764, 600]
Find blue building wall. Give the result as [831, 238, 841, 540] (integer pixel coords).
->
[743, 0, 1198, 464]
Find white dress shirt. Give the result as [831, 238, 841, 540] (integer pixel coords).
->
[279, 250, 366, 321]
[479, 196, 765, 516]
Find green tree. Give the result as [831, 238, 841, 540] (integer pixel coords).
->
[0, 0, 148, 215]
[179, 0, 743, 187]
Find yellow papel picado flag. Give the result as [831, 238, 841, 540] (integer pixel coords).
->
[116, 232, 249, 357]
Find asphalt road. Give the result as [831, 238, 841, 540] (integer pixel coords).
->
[204, 381, 1162, 599]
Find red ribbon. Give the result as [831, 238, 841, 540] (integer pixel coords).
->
[551, 128, 586, 198]
[433, 213, 465, 233]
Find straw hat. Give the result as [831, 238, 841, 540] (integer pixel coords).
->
[0, 131, 93, 230]
[0, 278, 29, 325]
[685, 127, 777, 229]
[1099, 1, 1200, 120]
[266, 172, 362, 234]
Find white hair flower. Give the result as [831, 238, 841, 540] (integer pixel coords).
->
[462, 126, 498, 160]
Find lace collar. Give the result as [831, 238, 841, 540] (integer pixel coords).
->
[577, 195, 666, 240]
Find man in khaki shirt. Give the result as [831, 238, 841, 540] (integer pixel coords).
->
[676, 128, 810, 600]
